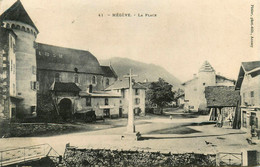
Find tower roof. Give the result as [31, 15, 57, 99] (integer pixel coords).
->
[199, 61, 215, 72]
[0, 0, 39, 33]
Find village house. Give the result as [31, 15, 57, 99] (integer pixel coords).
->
[182, 61, 236, 112]
[105, 79, 146, 117]
[235, 61, 260, 135]
[0, 0, 125, 122]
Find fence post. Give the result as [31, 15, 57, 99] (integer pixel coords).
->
[1, 151, 2, 167]
[23, 147, 25, 163]
[216, 153, 220, 166]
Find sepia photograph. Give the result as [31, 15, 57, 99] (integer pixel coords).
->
[0, 0, 259, 166]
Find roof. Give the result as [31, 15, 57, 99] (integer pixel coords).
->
[50, 82, 81, 92]
[0, 0, 39, 33]
[216, 74, 236, 83]
[101, 66, 118, 78]
[79, 91, 121, 98]
[235, 61, 260, 90]
[199, 61, 215, 72]
[182, 74, 235, 86]
[36, 43, 104, 75]
[242, 61, 260, 72]
[182, 77, 198, 86]
[105, 79, 146, 90]
[205, 86, 240, 107]
[138, 82, 152, 88]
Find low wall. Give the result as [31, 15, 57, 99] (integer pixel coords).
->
[63, 147, 216, 166]
[8, 123, 76, 137]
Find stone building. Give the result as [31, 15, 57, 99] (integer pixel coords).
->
[182, 61, 236, 112]
[235, 61, 260, 133]
[0, 0, 122, 121]
[106, 79, 146, 117]
[0, 27, 19, 120]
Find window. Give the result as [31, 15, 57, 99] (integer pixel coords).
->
[135, 98, 140, 105]
[106, 78, 109, 86]
[92, 76, 97, 84]
[121, 89, 125, 98]
[203, 83, 206, 86]
[55, 73, 60, 82]
[32, 66, 36, 75]
[74, 74, 79, 83]
[105, 98, 109, 105]
[135, 89, 139, 95]
[251, 91, 254, 97]
[31, 81, 39, 90]
[86, 97, 91, 106]
[120, 100, 122, 104]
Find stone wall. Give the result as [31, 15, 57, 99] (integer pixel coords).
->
[8, 123, 76, 137]
[63, 147, 216, 166]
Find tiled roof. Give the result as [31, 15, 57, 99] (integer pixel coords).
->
[182, 77, 198, 86]
[205, 86, 240, 107]
[101, 66, 118, 78]
[216, 74, 236, 83]
[0, 0, 39, 33]
[105, 79, 146, 90]
[50, 82, 81, 92]
[36, 43, 104, 75]
[199, 61, 215, 72]
[242, 61, 260, 72]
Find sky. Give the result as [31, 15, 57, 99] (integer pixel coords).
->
[0, 0, 259, 82]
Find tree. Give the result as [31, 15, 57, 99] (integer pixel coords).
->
[173, 88, 184, 106]
[146, 78, 175, 114]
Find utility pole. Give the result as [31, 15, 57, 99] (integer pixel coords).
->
[124, 69, 137, 133]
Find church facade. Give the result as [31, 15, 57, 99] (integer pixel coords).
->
[0, 1, 122, 121]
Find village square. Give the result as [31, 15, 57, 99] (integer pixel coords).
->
[0, 0, 260, 166]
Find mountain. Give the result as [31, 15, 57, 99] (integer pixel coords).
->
[99, 57, 182, 88]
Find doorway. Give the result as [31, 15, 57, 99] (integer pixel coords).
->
[59, 98, 72, 120]
[103, 109, 110, 118]
[119, 108, 123, 118]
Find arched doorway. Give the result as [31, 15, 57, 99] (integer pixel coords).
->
[59, 98, 72, 120]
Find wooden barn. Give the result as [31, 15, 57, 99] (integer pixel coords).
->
[205, 86, 240, 128]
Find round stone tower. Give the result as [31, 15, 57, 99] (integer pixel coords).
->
[0, 0, 39, 117]
[197, 61, 216, 111]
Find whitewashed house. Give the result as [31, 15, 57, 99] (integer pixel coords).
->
[182, 61, 235, 112]
[106, 79, 146, 117]
[235, 61, 260, 133]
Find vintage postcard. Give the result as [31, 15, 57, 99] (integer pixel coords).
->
[0, 0, 259, 166]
